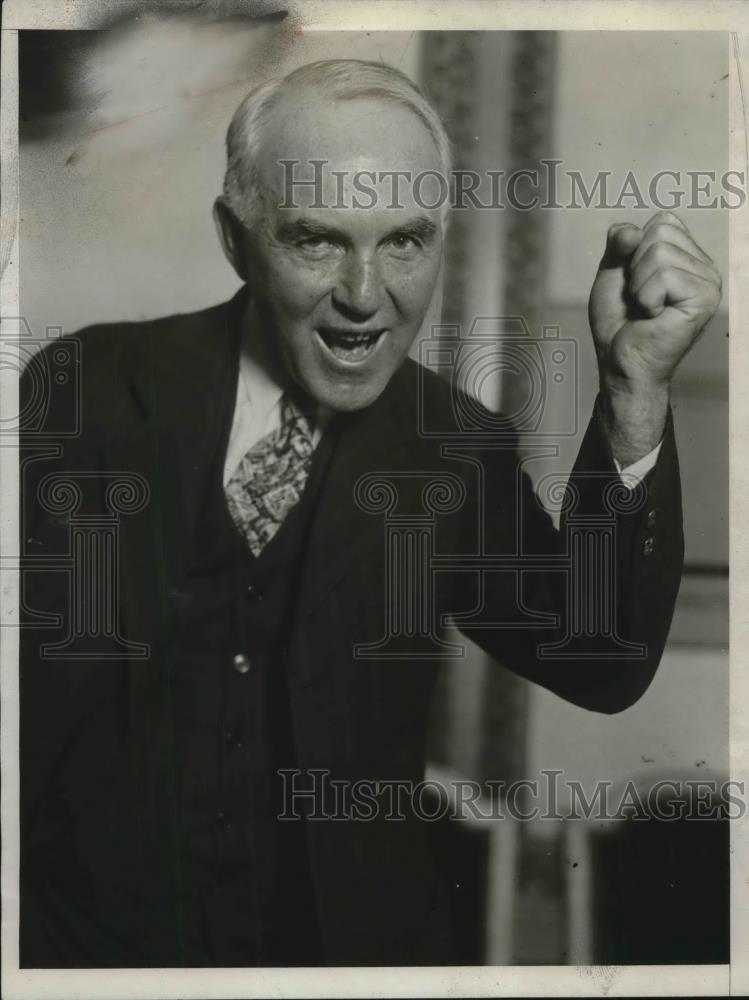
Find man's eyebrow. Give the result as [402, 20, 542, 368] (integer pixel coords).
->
[276, 219, 349, 242]
[275, 216, 440, 243]
[385, 217, 439, 242]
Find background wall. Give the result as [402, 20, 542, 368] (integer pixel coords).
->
[19, 23, 421, 333]
[548, 32, 728, 304]
[515, 31, 728, 964]
[530, 29, 728, 826]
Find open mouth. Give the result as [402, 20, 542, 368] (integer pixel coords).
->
[315, 327, 387, 365]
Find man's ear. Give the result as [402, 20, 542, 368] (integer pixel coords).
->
[213, 198, 250, 284]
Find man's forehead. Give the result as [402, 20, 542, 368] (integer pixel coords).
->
[256, 91, 444, 190]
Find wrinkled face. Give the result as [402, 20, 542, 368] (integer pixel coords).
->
[218, 92, 445, 411]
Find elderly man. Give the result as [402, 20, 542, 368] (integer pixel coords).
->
[19, 59, 720, 968]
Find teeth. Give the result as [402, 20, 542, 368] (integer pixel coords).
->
[317, 329, 384, 363]
[333, 332, 377, 343]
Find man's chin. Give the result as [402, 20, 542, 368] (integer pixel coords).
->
[304, 373, 392, 414]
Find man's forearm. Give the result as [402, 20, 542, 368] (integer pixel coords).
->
[599, 379, 669, 469]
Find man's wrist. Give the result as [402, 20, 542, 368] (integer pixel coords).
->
[614, 440, 662, 486]
[599, 377, 669, 469]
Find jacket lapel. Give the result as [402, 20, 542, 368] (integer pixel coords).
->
[293, 361, 424, 627]
[115, 290, 245, 652]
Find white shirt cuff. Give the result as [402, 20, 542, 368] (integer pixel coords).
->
[613, 440, 662, 487]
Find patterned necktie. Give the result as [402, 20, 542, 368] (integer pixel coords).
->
[224, 393, 315, 556]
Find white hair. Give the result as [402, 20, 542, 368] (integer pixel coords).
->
[221, 58, 453, 227]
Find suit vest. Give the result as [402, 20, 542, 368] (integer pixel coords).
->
[166, 394, 324, 966]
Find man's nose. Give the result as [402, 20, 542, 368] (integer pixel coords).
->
[331, 253, 385, 319]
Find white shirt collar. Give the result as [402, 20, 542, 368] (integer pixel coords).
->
[222, 295, 332, 486]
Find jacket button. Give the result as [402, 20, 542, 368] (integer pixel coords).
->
[225, 729, 244, 749]
[232, 653, 252, 674]
[643, 536, 655, 556]
[646, 509, 657, 528]
[246, 583, 263, 601]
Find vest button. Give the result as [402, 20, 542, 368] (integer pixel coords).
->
[225, 729, 244, 750]
[232, 653, 252, 674]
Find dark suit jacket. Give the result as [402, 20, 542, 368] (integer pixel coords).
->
[19, 289, 683, 966]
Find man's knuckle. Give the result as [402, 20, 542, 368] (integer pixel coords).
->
[635, 283, 654, 305]
[653, 224, 677, 243]
[651, 209, 681, 226]
[643, 241, 668, 267]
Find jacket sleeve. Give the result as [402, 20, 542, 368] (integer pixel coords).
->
[453, 397, 683, 714]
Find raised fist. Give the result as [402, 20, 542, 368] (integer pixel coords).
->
[589, 210, 722, 392]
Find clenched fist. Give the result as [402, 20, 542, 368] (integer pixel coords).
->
[588, 210, 722, 467]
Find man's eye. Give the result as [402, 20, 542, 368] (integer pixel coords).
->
[387, 234, 420, 253]
[297, 236, 335, 251]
